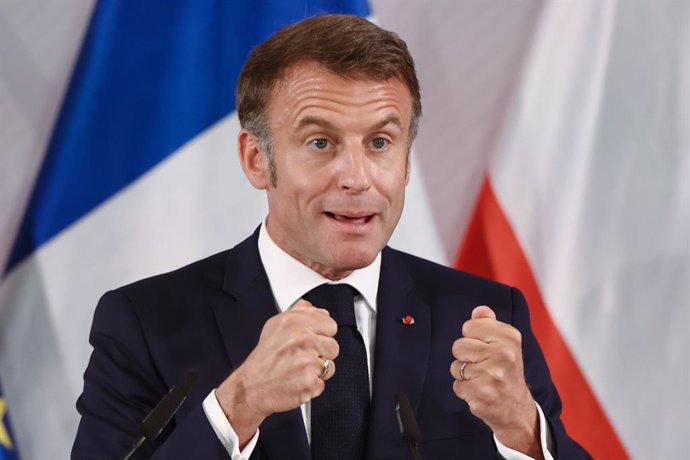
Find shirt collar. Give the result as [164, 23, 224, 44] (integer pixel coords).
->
[258, 221, 380, 313]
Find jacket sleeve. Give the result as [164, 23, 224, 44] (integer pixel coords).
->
[510, 287, 592, 460]
[71, 289, 230, 459]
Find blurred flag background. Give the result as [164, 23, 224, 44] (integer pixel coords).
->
[0, 1, 687, 459]
[0, 380, 18, 460]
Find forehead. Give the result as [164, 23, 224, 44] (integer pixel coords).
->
[266, 61, 413, 126]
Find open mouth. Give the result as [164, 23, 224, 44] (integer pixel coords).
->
[325, 212, 374, 224]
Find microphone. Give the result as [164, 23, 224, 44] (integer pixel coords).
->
[122, 370, 199, 460]
[395, 391, 422, 460]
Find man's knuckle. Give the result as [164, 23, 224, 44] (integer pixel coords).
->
[488, 367, 506, 383]
[507, 327, 522, 344]
[467, 398, 485, 415]
[308, 374, 324, 392]
[451, 339, 464, 358]
[476, 384, 494, 402]
[279, 313, 299, 329]
[494, 344, 516, 362]
[452, 380, 463, 397]
[292, 331, 313, 350]
[328, 340, 340, 358]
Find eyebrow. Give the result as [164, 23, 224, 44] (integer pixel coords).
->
[296, 116, 337, 132]
[295, 114, 404, 133]
[372, 114, 403, 131]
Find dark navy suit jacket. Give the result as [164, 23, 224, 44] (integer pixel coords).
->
[72, 228, 590, 459]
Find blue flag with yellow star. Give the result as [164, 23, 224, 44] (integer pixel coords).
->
[0, 381, 19, 460]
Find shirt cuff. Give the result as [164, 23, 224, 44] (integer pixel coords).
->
[494, 401, 555, 460]
[202, 389, 260, 459]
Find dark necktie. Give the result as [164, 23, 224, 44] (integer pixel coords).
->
[303, 283, 370, 460]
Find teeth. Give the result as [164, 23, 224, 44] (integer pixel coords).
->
[331, 214, 368, 223]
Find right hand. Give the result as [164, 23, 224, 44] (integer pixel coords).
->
[216, 300, 339, 445]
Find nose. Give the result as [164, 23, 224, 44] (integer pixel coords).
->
[337, 143, 372, 193]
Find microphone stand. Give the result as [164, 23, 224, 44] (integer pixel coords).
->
[122, 370, 199, 460]
[395, 392, 422, 460]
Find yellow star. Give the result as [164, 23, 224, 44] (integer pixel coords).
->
[0, 398, 14, 450]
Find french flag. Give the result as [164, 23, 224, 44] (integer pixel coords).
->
[1, 1, 687, 459]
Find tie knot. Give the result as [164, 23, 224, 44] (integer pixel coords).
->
[303, 283, 356, 327]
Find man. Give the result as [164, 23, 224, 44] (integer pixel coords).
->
[73, 14, 590, 459]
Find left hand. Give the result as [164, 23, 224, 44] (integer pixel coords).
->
[450, 305, 543, 459]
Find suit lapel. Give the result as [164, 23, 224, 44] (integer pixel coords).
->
[209, 233, 431, 459]
[366, 247, 431, 458]
[210, 227, 310, 460]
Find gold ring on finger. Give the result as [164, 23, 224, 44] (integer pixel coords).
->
[318, 355, 329, 378]
[460, 361, 469, 381]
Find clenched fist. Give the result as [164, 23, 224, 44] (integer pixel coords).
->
[450, 306, 543, 459]
[216, 300, 339, 447]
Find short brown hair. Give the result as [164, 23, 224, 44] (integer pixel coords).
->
[237, 14, 422, 149]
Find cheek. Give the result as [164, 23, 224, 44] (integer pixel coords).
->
[279, 179, 329, 221]
[376, 168, 408, 207]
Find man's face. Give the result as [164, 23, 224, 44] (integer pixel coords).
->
[241, 61, 413, 280]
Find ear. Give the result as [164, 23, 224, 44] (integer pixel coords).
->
[238, 129, 270, 190]
[404, 151, 412, 185]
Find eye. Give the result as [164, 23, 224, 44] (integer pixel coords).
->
[310, 138, 331, 150]
[371, 137, 389, 150]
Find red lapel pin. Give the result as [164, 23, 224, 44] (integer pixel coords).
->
[401, 315, 415, 325]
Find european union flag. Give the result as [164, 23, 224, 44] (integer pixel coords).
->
[0, 381, 19, 460]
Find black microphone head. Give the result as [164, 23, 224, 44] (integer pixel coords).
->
[140, 370, 199, 441]
[395, 391, 421, 444]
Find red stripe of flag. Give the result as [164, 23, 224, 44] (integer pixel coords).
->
[456, 176, 629, 459]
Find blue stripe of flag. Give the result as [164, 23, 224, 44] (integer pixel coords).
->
[6, 0, 369, 274]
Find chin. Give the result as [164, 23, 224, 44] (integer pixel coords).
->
[332, 247, 379, 271]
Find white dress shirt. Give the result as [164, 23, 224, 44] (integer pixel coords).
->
[202, 223, 554, 459]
